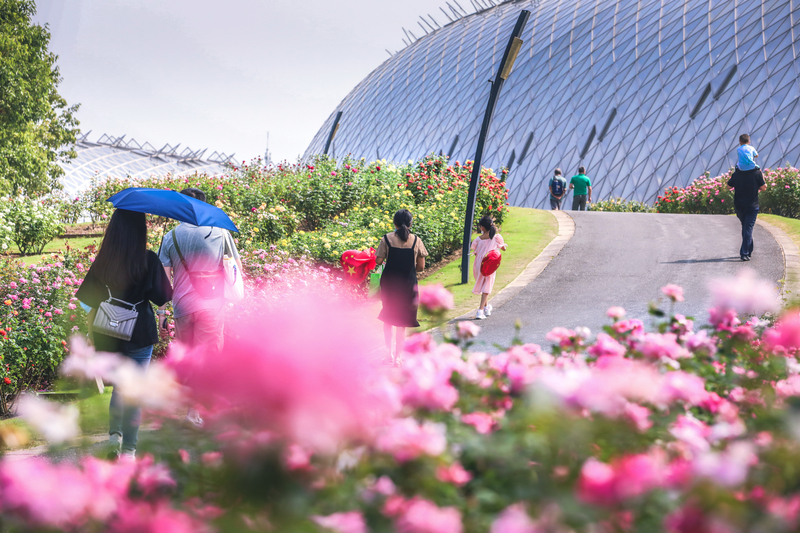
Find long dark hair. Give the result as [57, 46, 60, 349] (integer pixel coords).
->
[91, 209, 148, 290]
[393, 209, 413, 242]
[478, 215, 497, 239]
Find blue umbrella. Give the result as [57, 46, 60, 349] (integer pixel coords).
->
[107, 187, 239, 233]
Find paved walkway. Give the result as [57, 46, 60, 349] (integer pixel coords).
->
[469, 212, 785, 351]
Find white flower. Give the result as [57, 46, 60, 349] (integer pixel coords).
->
[111, 361, 182, 410]
[19, 395, 79, 445]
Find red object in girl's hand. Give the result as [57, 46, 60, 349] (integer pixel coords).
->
[480, 250, 502, 276]
[340, 248, 377, 284]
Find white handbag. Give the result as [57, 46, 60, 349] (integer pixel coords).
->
[223, 232, 245, 302]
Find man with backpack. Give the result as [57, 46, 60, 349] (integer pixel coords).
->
[548, 168, 567, 210]
[158, 188, 241, 352]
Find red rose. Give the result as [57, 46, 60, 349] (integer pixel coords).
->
[3, 377, 10, 385]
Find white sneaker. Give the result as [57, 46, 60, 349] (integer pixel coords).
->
[485, 304, 493, 316]
[476, 309, 486, 320]
[119, 449, 136, 461]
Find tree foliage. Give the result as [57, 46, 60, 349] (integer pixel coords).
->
[0, 0, 79, 196]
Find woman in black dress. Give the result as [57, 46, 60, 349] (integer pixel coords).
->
[76, 209, 173, 459]
[375, 209, 428, 362]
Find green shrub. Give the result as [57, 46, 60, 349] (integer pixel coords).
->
[0, 202, 13, 252]
[589, 197, 655, 212]
[5, 195, 64, 255]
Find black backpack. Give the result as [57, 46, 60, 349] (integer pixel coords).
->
[551, 178, 564, 196]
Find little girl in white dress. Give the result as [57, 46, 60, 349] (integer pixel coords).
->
[470, 215, 508, 320]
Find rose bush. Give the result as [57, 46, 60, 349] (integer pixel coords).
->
[4, 271, 800, 532]
[655, 165, 800, 216]
[0, 246, 92, 415]
[80, 154, 509, 264]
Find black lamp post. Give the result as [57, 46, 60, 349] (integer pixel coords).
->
[460, 10, 530, 284]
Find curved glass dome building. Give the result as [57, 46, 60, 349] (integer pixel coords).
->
[305, 0, 800, 209]
[59, 133, 235, 195]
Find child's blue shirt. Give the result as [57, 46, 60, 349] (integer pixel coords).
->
[737, 144, 759, 171]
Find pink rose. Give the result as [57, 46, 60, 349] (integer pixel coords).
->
[436, 462, 472, 486]
[394, 498, 462, 533]
[461, 412, 496, 434]
[661, 284, 685, 302]
[312, 511, 367, 533]
[417, 284, 454, 314]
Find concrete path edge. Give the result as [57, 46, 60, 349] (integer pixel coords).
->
[451, 210, 576, 321]
[756, 217, 800, 302]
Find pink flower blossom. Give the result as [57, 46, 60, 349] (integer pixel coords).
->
[612, 319, 644, 336]
[167, 295, 398, 452]
[587, 333, 626, 358]
[490, 504, 539, 533]
[577, 453, 665, 506]
[376, 418, 447, 462]
[709, 269, 780, 316]
[285, 444, 312, 470]
[684, 330, 717, 356]
[661, 284, 685, 302]
[658, 371, 709, 406]
[436, 462, 472, 486]
[606, 306, 626, 319]
[670, 414, 711, 453]
[461, 412, 497, 434]
[312, 511, 367, 533]
[636, 333, 690, 362]
[394, 498, 463, 533]
[417, 284, 454, 313]
[693, 441, 757, 487]
[456, 321, 480, 339]
[624, 402, 652, 431]
[764, 310, 800, 353]
[399, 354, 459, 411]
[545, 327, 575, 347]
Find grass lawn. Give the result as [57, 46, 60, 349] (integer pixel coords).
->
[760, 214, 800, 243]
[417, 207, 558, 329]
[0, 389, 112, 450]
[8, 236, 100, 265]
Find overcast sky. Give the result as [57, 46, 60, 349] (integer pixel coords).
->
[34, 0, 466, 164]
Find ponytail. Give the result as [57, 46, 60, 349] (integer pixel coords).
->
[478, 215, 497, 239]
[393, 209, 413, 242]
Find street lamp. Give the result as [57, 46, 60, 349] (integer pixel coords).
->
[460, 10, 530, 284]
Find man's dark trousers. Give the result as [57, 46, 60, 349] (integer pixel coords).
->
[735, 207, 758, 258]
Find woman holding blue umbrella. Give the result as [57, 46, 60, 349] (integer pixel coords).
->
[76, 209, 173, 459]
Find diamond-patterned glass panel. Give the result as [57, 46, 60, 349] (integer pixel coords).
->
[304, 0, 800, 208]
[58, 137, 232, 195]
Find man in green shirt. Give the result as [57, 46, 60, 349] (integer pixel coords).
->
[569, 166, 592, 211]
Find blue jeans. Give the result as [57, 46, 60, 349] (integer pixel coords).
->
[109, 345, 152, 452]
[736, 207, 758, 258]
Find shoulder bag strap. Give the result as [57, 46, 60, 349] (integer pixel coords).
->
[104, 285, 144, 309]
[172, 228, 191, 274]
[223, 230, 232, 257]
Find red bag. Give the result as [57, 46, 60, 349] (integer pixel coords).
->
[480, 249, 502, 276]
[340, 248, 377, 284]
